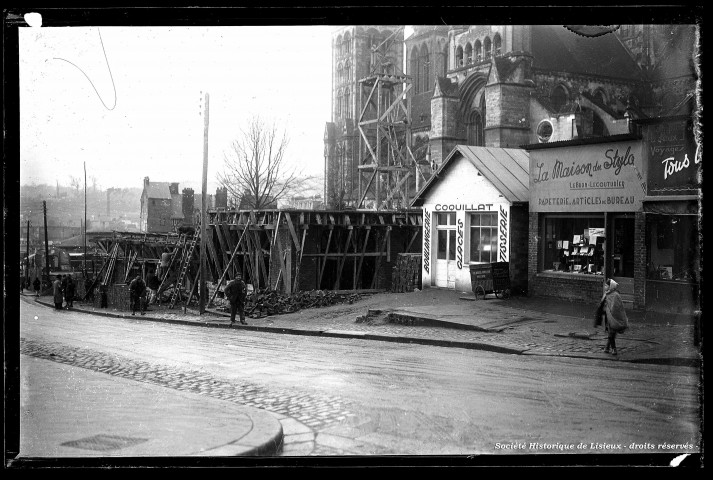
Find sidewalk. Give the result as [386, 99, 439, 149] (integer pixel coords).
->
[16, 355, 283, 459]
[23, 288, 702, 367]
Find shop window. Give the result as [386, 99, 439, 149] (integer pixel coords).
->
[437, 213, 456, 225]
[646, 215, 699, 282]
[542, 215, 605, 274]
[537, 120, 553, 143]
[470, 212, 498, 263]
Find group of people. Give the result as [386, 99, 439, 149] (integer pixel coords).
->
[52, 274, 76, 310]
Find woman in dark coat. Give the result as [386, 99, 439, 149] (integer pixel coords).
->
[65, 276, 76, 309]
[33, 277, 41, 297]
[52, 275, 63, 310]
[600, 279, 629, 355]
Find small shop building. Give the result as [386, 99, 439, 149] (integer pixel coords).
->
[411, 145, 530, 293]
[638, 116, 700, 314]
[524, 134, 646, 307]
[524, 116, 700, 313]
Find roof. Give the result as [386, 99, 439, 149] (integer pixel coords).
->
[434, 76, 459, 98]
[411, 145, 530, 206]
[144, 182, 172, 200]
[531, 25, 643, 81]
[522, 133, 641, 150]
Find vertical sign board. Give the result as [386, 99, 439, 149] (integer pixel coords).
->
[529, 141, 646, 213]
[644, 119, 700, 196]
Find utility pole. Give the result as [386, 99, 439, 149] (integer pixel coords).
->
[43, 201, 50, 286]
[84, 161, 87, 276]
[25, 220, 30, 286]
[199, 92, 209, 315]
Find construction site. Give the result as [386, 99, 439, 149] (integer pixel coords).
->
[71, 208, 421, 316]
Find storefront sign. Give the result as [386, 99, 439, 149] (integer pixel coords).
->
[498, 205, 508, 262]
[645, 119, 699, 195]
[529, 142, 645, 212]
[434, 203, 494, 211]
[423, 209, 431, 274]
[456, 219, 464, 269]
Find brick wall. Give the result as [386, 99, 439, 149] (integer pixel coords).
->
[527, 211, 539, 289]
[530, 273, 604, 304]
[634, 211, 646, 309]
[509, 204, 529, 293]
[93, 283, 131, 310]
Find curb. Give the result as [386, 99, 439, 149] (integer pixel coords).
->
[24, 295, 698, 367]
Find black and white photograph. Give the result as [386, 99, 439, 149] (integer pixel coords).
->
[6, 6, 703, 469]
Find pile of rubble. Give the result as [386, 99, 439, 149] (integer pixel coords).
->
[215, 289, 364, 319]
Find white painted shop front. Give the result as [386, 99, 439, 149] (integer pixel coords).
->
[412, 146, 530, 292]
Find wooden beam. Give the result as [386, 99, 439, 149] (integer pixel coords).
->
[213, 224, 231, 269]
[208, 221, 251, 305]
[371, 227, 391, 289]
[355, 227, 371, 286]
[357, 170, 377, 208]
[292, 227, 307, 293]
[284, 211, 301, 251]
[333, 228, 353, 290]
[405, 228, 420, 253]
[317, 228, 333, 289]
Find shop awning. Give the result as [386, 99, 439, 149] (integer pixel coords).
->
[412, 145, 530, 206]
[643, 195, 699, 215]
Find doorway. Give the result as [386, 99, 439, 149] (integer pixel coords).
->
[434, 213, 457, 289]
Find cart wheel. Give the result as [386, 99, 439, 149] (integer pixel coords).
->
[496, 288, 511, 299]
[474, 285, 486, 300]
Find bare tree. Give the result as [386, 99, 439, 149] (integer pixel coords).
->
[217, 116, 299, 210]
[69, 176, 81, 195]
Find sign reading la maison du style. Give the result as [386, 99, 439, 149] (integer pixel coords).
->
[529, 141, 645, 213]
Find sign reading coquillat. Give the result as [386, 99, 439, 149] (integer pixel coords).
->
[529, 142, 645, 213]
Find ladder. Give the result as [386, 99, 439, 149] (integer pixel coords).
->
[169, 230, 200, 308]
[123, 250, 138, 283]
[157, 234, 186, 296]
[103, 243, 120, 285]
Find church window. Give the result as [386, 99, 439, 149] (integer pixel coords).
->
[465, 43, 473, 64]
[551, 85, 568, 112]
[344, 32, 351, 54]
[537, 120, 553, 143]
[493, 33, 502, 56]
[483, 37, 492, 60]
[345, 89, 351, 118]
[420, 44, 430, 92]
[475, 40, 482, 62]
[411, 47, 420, 92]
[456, 45, 464, 67]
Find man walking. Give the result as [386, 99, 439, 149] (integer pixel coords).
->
[33, 277, 41, 297]
[52, 274, 63, 310]
[64, 275, 76, 309]
[129, 274, 147, 316]
[224, 273, 248, 325]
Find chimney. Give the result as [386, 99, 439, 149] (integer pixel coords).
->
[169, 182, 179, 195]
[215, 187, 228, 209]
[144, 176, 150, 190]
[182, 188, 195, 224]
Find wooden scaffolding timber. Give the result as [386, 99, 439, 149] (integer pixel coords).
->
[204, 208, 422, 294]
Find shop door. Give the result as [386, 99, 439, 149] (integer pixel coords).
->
[435, 213, 457, 288]
[610, 215, 635, 278]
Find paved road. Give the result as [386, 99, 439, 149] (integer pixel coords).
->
[17, 300, 701, 458]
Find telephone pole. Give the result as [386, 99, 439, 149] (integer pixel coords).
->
[84, 161, 87, 275]
[199, 92, 209, 315]
[25, 220, 30, 285]
[43, 201, 50, 285]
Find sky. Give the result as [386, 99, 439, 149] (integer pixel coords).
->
[19, 24, 334, 192]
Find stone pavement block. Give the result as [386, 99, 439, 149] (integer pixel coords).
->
[315, 432, 368, 452]
[280, 417, 313, 435]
